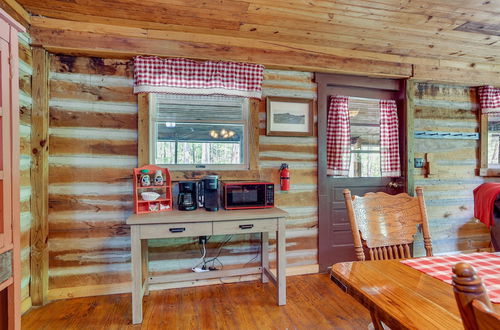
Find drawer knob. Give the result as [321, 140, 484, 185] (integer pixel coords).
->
[239, 224, 254, 230]
[169, 227, 186, 233]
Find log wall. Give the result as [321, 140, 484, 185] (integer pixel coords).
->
[18, 32, 32, 312]
[46, 55, 318, 299]
[411, 82, 491, 255]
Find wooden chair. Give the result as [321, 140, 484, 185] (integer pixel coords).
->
[452, 262, 500, 330]
[343, 186, 433, 261]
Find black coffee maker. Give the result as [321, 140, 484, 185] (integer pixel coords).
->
[177, 181, 197, 211]
[197, 175, 219, 211]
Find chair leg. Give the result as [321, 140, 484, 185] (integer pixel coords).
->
[370, 310, 384, 330]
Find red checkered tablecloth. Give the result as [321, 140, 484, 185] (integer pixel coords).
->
[401, 252, 500, 303]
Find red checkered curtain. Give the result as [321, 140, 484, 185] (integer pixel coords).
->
[133, 56, 264, 98]
[327, 96, 351, 176]
[479, 85, 500, 116]
[380, 100, 401, 177]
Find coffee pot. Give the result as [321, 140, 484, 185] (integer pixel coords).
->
[177, 181, 197, 211]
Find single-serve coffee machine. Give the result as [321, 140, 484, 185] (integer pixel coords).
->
[197, 175, 219, 211]
[177, 181, 197, 211]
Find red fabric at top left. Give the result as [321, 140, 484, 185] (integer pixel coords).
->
[474, 182, 500, 228]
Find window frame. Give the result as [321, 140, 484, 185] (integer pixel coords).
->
[149, 94, 250, 171]
[480, 113, 500, 176]
[137, 94, 260, 181]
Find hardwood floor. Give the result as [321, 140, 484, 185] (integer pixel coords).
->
[22, 274, 371, 329]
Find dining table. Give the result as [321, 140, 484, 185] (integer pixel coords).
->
[330, 255, 500, 329]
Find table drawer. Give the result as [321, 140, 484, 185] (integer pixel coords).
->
[140, 222, 212, 239]
[213, 218, 277, 235]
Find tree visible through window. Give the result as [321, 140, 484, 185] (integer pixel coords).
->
[151, 95, 248, 169]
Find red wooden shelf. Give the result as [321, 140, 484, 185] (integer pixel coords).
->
[133, 165, 172, 214]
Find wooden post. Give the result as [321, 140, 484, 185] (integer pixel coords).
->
[30, 46, 49, 306]
[137, 93, 150, 167]
[452, 262, 493, 330]
[405, 80, 415, 196]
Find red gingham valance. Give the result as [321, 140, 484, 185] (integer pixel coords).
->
[479, 85, 500, 115]
[380, 100, 401, 177]
[327, 96, 351, 176]
[133, 56, 264, 98]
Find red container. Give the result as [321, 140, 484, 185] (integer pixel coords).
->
[133, 165, 172, 214]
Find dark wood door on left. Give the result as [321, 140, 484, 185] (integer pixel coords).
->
[316, 74, 407, 272]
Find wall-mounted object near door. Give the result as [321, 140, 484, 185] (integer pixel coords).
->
[266, 97, 313, 136]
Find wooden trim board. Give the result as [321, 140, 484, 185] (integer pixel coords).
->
[30, 46, 49, 306]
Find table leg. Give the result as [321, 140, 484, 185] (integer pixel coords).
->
[131, 226, 143, 324]
[261, 231, 269, 283]
[141, 239, 149, 296]
[277, 217, 286, 306]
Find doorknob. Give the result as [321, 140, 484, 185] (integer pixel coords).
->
[387, 181, 401, 189]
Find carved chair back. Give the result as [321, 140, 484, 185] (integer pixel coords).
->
[343, 186, 433, 261]
[452, 262, 500, 330]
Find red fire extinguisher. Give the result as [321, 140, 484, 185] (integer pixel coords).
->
[280, 163, 290, 191]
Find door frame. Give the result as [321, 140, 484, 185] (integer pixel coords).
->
[316, 73, 408, 271]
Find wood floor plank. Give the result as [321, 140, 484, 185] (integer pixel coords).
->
[22, 274, 371, 329]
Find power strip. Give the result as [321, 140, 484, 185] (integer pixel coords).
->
[192, 267, 210, 273]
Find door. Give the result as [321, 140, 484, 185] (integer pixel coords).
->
[317, 74, 407, 271]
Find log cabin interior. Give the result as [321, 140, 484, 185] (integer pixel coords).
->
[0, 0, 499, 329]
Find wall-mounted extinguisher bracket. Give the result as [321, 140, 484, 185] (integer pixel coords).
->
[280, 163, 290, 191]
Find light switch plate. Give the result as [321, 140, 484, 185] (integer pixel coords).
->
[414, 158, 425, 168]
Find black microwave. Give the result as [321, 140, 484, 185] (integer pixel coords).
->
[222, 181, 274, 210]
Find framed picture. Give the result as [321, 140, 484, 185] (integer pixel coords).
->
[266, 97, 314, 136]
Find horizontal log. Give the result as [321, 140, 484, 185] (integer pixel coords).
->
[19, 41, 32, 66]
[20, 105, 31, 127]
[50, 80, 135, 103]
[19, 71, 31, 97]
[49, 167, 132, 184]
[50, 55, 133, 77]
[414, 63, 500, 86]
[49, 197, 132, 213]
[414, 83, 477, 103]
[414, 106, 477, 120]
[50, 108, 137, 130]
[32, 26, 413, 78]
[20, 136, 30, 156]
[49, 136, 137, 156]
[274, 190, 317, 207]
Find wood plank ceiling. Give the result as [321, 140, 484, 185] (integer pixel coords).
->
[16, 0, 500, 78]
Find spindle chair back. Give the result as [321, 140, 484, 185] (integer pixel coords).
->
[343, 186, 433, 261]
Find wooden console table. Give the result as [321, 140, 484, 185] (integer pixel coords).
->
[126, 207, 288, 324]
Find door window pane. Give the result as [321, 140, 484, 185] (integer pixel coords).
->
[348, 97, 382, 178]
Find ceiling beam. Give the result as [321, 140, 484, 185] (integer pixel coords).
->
[30, 25, 413, 78]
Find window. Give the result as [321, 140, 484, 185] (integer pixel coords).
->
[348, 97, 382, 177]
[481, 114, 500, 176]
[487, 116, 500, 166]
[150, 94, 249, 170]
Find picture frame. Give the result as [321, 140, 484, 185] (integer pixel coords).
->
[266, 97, 314, 136]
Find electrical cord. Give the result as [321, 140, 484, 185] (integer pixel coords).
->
[204, 235, 232, 270]
[191, 240, 207, 271]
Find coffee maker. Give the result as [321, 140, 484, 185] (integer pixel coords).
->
[177, 181, 197, 211]
[197, 175, 219, 211]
